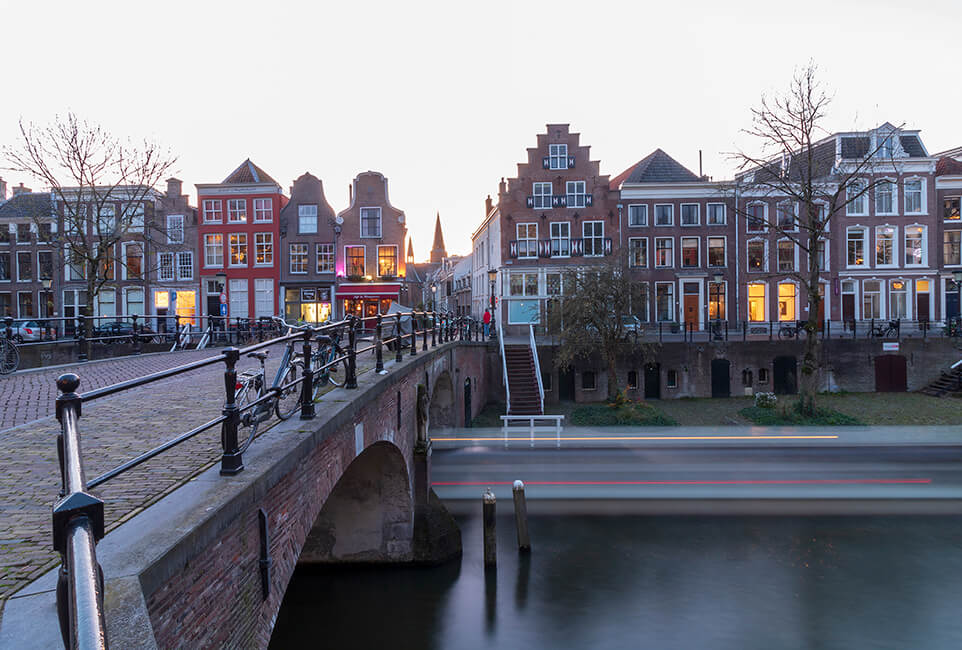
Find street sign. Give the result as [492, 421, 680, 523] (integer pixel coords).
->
[882, 341, 899, 352]
[219, 292, 227, 305]
[220, 304, 228, 317]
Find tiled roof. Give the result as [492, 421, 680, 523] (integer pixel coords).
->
[750, 140, 837, 184]
[840, 136, 869, 159]
[610, 149, 700, 189]
[222, 159, 278, 185]
[937, 157, 962, 176]
[0, 192, 52, 220]
[899, 136, 926, 158]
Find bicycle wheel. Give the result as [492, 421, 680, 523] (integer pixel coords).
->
[327, 346, 349, 388]
[275, 361, 304, 421]
[0, 340, 19, 375]
[235, 382, 261, 447]
[311, 352, 328, 400]
[777, 328, 791, 341]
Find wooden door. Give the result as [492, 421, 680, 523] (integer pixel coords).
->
[684, 294, 699, 330]
[842, 294, 855, 323]
[711, 359, 731, 398]
[875, 355, 907, 392]
[644, 363, 661, 399]
[916, 292, 930, 322]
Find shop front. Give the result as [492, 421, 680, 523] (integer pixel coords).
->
[335, 282, 401, 319]
[284, 286, 333, 323]
[153, 289, 197, 332]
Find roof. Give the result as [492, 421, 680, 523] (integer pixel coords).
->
[610, 149, 701, 189]
[0, 192, 52, 220]
[937, 157, 962, 176]
[900, 135, 927, 157]
[222, 159, 279, 185]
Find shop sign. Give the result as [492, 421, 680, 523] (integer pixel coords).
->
[301, 288, 317, 302]
[882, 342, 899, 352]
[318, 288, 331, 302]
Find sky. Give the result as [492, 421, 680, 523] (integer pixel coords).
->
[1, 0, 960, 259]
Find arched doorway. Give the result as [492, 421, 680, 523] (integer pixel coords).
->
[429, 371, 455, 430]
[773, 356, 798, 395]
[644, 363, 661, 399]
[711, 359, 731, 398]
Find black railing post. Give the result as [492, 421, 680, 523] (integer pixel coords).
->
[346, 319, 358, 389]
[220, 347, 244, 475]
[447, 313, 453, 341]
[131, 313, 142, 354]
[395, 313, 404, 363]
[658, 321, 663, 343]
[422, 313, 428, 351]
[375, 314, 384, 373]
[300, 333, 316, 420]
[432, 311, 437, 348]
[410, 312, 418, 357]
[769, 321, 773, 341]
[76, 316, 88, 362]
[742, 320, 747, 342]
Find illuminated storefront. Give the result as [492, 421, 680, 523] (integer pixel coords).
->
[284, 287, 333, 323]
[335, 282, 400, 319]
[154, 289, 197, 326]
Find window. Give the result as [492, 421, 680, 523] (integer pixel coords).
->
[748, 284, 766, 322]
[16, 223, 30, 243]
[944, 198, 960, 221]
[96, 204, 116, 235]
[229, 233, 248, 267]
[777, 240, 795, 272]
[628, 204, 647, 227]
[847, 181, 867, 215]
[298, 205, 318, 233]
[0, 225, 9, 244]
[123, 243, 142, 280]
[509, 273, 539, 296]
[290, 244, 308, 273]
[38, 251, 53, 280]
[38, 223, 53, 242]
[681, 204, 699, 226]
[549, 143, 568, 170]
[583, 221, 604, 256]
[776, 202, 796, 230]
[229, 278, 249, 318]
[654, 204, 673, 226]
[360, 207, 382, 237]
[655, 282, 674, 321]
[177, 252, 193, 280]
[566, 181, 587, 208]
[875, 180, 895, 215]
[0, 293, 9, 317]
[748, 240, 766, 272]
[747, 203, 766, 232]
[253, 198, 272, 222]
[125, 287, 144, 316]
[875, 226, 896, 266]
[546, 273, 562, 296]
[346, 246, 365, 276]
[66, 248, 85, 281]
[317, 243, 335, 273]
[204, 234, 223, 267]
[815, 239, 828, 271]
[707, 203, 726, 225]
[166, 214, 184, 244]
[632, 282, 649, 321]
[655, 237, 673, 268]
[890, 280, 907, 319]
[778, 283, 796, 321]
[228, 199, 247, 223]
[96, 245, 115, 280]
[628, 238, 647, 268]
[627, 371, 638, 390]
[203, 199, 222, 223]
[517, 223, 538, 258]
[708, 282, 725, 320]
[904, 179, 923, 214]
[254, 233, 273, 266]
[550, 222, 570, 257]
[863, 280, 881, 319]
[681, 237, 699, 268]
[582, 371, 596, 391]
[18, 291, 33, 318]
[945, 231, 961, 266]
[16, 252, 31, 282]
[847, 228, 867, 267]
[666, 370, 678, 389]
[708, 237, 725, 267]
[158, 252, 175, 281]
[125, 202, 145, 232]
[758, 368, 769, 384]
[533, 183, 552, 209]
[904, 226, 925, 266]
[378, 245, 398, 277]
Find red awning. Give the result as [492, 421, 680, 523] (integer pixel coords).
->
[334, 283, 401, 300]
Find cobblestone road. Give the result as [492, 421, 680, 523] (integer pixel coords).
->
[0, 344, 380, 601]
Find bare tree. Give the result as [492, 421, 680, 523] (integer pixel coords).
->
[729, 62, 899, 415]
[547, 253, 653, 401]
[3, 113, 176, 337]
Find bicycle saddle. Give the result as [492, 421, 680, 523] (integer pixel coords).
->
[247, 351, 269, 361]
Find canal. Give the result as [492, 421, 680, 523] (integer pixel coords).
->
[270, 513, 962, 649]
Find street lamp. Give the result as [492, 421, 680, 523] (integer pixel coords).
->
[430, 283, 437, 310]
[487, 268, 497, 340]
[710, 272, 724, 340]
[41, 276, 52, 339]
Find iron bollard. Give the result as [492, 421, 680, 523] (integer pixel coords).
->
[422, 313, 428, 351]
[410, 313, 418, 357]
[512, 480, 531, 552]
[395, 313, 404, 363]
[300, 333, 316, 420]
[375, 314, 384, 373]
[77, 316, 88, 362]
[483, 488, 497, 567]
[220, 347, 244, 475]
[131, 314, 142, 354]
[346, 320, 358, 389]
[432, 311, 437, 347]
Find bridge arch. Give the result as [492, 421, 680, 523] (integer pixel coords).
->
[299, 440, 413, 564]
[429, 370, 456, 431]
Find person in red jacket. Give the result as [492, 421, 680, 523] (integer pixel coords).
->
[482, 308, 491, 338]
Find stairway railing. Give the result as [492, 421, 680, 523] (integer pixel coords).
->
[499, 323, 511, 414]
[529, 324, 544, 414]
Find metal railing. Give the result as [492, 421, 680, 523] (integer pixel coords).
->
[528, 324, 544, 413]
[499, 322, 510, 414]
[50, 308, 478, 648]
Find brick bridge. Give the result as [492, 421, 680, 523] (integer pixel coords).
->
[0, 340, 492, 648]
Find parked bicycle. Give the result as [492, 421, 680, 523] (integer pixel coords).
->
[301, 324, 349, 399]
[0, 336, 19, 375]
[869, 318, 900, 338]
[777, 320, 806, 340]
[944, 317, 962, 338]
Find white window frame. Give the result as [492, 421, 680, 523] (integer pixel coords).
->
[176, 251, 193, 281]
[654, 282, 674, 322]
[814, 238, 830, 272]
[533, 182, 552, 209]
[229, 233, 248, 268]
[904, 177, 925, 215]
[316, 243, 335, 273]
[776, 238, 797, 273]
[121, 242, 142, 280]
[229, 278, 249, 319]
[202, 199, 223, 223]
[157, 252, 175, 282]
[548, 143, 568, 170]
[847, 180, 868, 216]
[360, 207, 382, 238]
[566, 181, 586, 209]
[707, 236, 726, 268]
[654, 236, 674, 268]
[16, 251, 31, 282]
[903, 224, 926, 267]
[204, 233, 223, 268]
[228, 199, 247, 223]
[680, 203, 700, 226]
[517, 223, 538, 259]
[254, 278, 274, 318]
[746, 202, 767, 232]
[166, 214, 185, 244]
[253, 198, 273, 223]
[549, 222, 570, 258]
[298, 204, 318, 233]
[747, 238, 768, 273]
[777, 281, 798, 322]
[944, 229, 961, 267]
[747, 282, 767, 322]
[776, 201, 797, 231]
[863, 279, 883, 320]
[628, 237, 647, 268]
[846, 227, 868, 268]
[654, 204, 673, 226]
[37, 250, 54, 281]
[627, 204, 648, 227]
[874, 178, 897, 216]
[707, 203, 726, 226]
[583, 220, 604, 257]
[124, 286, 145, 317]
[680, 236, 699, 268]
[289, 243, 309, 274]
[254, 232, 273, 267]
[875, 225, 897, 268]
[125, 202, 145, 233]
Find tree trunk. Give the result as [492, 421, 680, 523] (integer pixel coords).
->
[798, 268, 821, 416]
[605, 348, 620, 401]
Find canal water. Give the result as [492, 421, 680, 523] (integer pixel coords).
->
[270, 514, 962, 649]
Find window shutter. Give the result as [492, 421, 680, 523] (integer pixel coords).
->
[571, 239, 582, 256]
[539, 240, 549, 258]
[552, 195, 562, 208]
[585, 194, 593, 207]
[568, 156, 576, 169]
[526, 196, 534, 208]
[604, 238, 612, 255]
[509, 241, 518, 258]
[542, 157, 550, 169]
[559, 195, 567, 207]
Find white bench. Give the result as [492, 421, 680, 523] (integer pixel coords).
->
[500, 414, 565, 448]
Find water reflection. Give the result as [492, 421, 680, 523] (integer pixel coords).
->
[270, 515, 962, 649]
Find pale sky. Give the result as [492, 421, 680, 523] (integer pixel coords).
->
[1, 0, 959, 259]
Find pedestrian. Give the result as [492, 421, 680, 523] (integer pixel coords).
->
[483, 308, 491, 338]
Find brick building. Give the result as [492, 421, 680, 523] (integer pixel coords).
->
[150, 178, 199, 330]
[934, 151, 962, 320]
[0, 183, 55, 321]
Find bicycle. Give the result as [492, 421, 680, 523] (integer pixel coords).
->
[0, 336, 19, 375]
[869, 319, 900, 338]
[301, 322, 349, 400]
[777, 320, 805, 340]
[234, 335, 305, 447]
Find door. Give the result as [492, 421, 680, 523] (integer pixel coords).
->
[842, 294, 855, 324]
[817, 285, 825, 331]
[683, 282, 699, 331]
[773, 356, 798, 395]
[711, 359, 731, 398]
[464, 378, 472, 428]
[874, 355, 907, 392]
[558, 368, 575, 401]
[644, 363, 661, 399]
[946, 292, 960, 320]
[916, 292, 930, 323]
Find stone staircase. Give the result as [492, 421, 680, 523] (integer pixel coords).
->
[919, 363, 962, 398]
[504, 345, 542, 415]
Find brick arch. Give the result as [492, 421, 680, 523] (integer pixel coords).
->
[298, 440, 413, 564]
[429, 370, 455, 431]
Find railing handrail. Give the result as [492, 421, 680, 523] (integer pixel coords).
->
[529, 323, 543, 413]
[499, 321, 510, 413]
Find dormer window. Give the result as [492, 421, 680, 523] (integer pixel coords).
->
[877, 134, 894, 159]
[549, 144, 568, 170]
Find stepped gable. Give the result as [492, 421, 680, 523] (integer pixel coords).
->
[505, 123, 610, 195]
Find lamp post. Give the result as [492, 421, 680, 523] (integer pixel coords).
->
[430, 283, 437, 311]
[487, 268, 497, 341]
[710, 272, 724, 340]
[41, 276, 52, 340]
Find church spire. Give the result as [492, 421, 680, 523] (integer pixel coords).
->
[430, 212, 447, 263]
[407, 238, 415, 264]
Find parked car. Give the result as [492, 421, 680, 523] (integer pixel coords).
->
[1, 320, 52, 342]
[91, 321, 157, 342]
[622, 315, 643, 332]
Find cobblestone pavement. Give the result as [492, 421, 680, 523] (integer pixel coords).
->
[0, 344, 381, 601]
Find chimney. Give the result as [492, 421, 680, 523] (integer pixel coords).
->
[348, 183, 353, 204]
[485, 194, 493, 216]
[0, 177, 6, 201]
[12, 183, 30, 196]
[499, 177, 507, 195]
[166, 177, 183, 197]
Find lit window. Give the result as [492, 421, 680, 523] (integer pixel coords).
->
[748, 240, 765, 272]
[290, 244, 308, 273]
[778, 283, 796, 321]
[346, 246, 365, 276]
[254, 233, 273, 266]
[229, 233, 248, 267]
[378, 245, 397, 277]
[943, 198, 960, 221]
[748, 284, 766, 322]
[875, 226, 895, 266]
[204, 234, 223, 267]
[847, 228, 867, 267]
